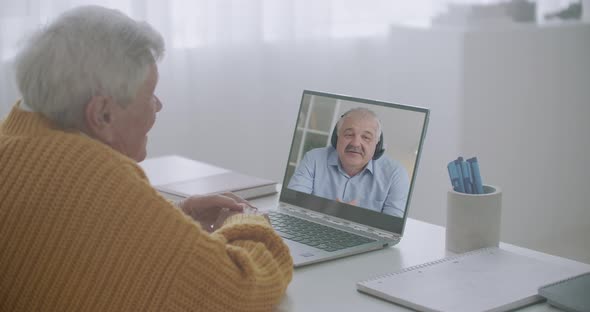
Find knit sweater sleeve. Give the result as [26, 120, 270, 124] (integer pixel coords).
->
[165, 216, 293, 311]
[119, 163, 293, 311]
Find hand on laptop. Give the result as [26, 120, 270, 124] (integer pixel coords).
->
[242, 205, 271, 224]
[221, 192, 270, 223]
[179, 193, 248, 232]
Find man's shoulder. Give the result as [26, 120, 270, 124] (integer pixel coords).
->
[304, 146, 333, 159]
[374, 156, 406, 174]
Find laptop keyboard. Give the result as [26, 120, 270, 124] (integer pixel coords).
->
[268, 211, 375, 252]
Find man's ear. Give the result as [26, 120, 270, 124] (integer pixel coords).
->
[84, 95, 116, 143]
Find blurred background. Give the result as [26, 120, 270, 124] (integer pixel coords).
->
[1, 0, 588, 263]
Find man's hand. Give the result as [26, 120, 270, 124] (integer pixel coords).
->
[179, 192, 253, 232]
[336, 198, 358, 206]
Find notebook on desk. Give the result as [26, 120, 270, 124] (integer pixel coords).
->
[141, 155, 278, 200]
[356, 247, 590, 312]
[268, 90, 429, 267]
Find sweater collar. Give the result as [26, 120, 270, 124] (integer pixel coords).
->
[1, 100, 65, 136]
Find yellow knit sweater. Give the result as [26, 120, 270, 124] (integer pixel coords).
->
[0, 104, 293, 311]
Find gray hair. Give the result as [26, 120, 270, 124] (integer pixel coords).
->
[15, 5, 165, 129]
[336, 107, 382, 138]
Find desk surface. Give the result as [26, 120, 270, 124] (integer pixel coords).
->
[249, 196, 587, 312]
[141, 155, 589, 312]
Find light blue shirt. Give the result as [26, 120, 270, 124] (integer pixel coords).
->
[287, 146, 410, 217]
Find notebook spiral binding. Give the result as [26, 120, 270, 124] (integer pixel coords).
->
[359, 247, 498, 284]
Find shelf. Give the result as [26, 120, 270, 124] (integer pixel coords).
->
[296, 127, 331, 136]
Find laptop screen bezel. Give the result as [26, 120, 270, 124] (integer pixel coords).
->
[279, 90, 430, 235]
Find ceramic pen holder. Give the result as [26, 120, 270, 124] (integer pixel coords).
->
[445, 185, 502, 253]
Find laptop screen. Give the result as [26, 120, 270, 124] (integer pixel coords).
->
[280, 90, 429, 234]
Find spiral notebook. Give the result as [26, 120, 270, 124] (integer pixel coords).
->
[538, 271, 590, 312]
[356, 247, 590, 312]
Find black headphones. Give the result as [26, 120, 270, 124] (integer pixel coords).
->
[330, 115, 385, 160]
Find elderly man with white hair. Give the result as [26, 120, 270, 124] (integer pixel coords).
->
[0, 5, 292, 311]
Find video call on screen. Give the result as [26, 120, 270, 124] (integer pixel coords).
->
[285, 93, 427, 217]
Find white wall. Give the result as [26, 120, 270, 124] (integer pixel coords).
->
[462, 22, 590, 262]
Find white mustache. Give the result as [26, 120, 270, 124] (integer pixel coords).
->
[345, 145, 363, 154]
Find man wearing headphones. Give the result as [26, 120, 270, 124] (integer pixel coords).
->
[287, 107, 410, 217]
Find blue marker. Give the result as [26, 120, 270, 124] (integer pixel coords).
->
[461, 160, 473, 194]
[467, 157, 484, 194]
[447, 161, 463, 192]
[453, 157, 465, 193]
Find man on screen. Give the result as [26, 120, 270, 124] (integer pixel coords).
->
[288, 108, 410, 217]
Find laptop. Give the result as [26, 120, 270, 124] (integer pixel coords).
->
[272, 90, 429, 267]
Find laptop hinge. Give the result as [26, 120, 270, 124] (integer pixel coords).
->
[282, 205, 397, 240]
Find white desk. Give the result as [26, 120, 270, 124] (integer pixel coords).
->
[141, 156, 589, 312]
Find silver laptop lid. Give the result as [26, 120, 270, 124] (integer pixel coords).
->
[280, 90, 429, 236]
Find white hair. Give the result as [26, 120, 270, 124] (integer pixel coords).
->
[336, 107, 383, 138]
[15, 5, 165, 129]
